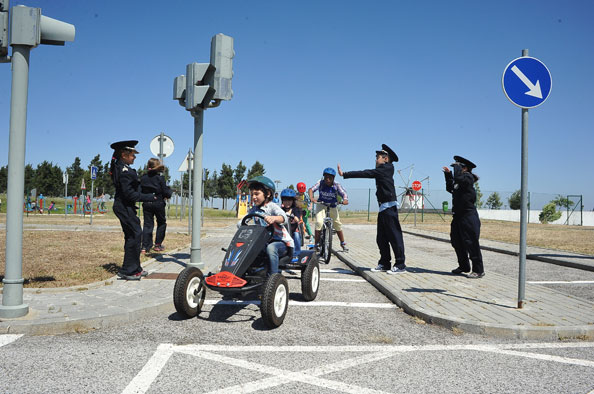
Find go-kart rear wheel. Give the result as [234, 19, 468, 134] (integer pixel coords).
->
[260, 273, 289, 328]
[301, 254, 320, 301]
[173, 267, 206, 318]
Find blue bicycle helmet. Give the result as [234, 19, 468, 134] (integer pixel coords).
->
[323, 167, 336, 177]
[247, 176, 275, 193]
[280, 188, 296, 199]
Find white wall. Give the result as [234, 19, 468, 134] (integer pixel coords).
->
[477, 209, 594, 226]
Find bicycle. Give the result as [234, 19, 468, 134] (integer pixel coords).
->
[313, 201, 342, 264]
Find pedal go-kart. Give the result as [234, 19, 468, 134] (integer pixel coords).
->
[173, 213, 320, 328]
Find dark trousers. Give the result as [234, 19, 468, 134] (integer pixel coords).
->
[450, 210, 484, 274]
[377, 206, 406, 269]
[113, 200, 142, 275]
[142, 201, 167, 250]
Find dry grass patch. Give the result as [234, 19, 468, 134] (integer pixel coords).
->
[412, 219, 594, 255]
[0, 230, 191, 288]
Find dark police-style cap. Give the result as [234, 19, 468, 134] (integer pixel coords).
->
[453, 155, 476, 169]
[110, 140, 139, 153]
[376, 144, 398, 162]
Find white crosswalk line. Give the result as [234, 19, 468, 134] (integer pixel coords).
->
[0, 334, 23, 348]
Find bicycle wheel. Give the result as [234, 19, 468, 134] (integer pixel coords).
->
[321, 221, 332, 264]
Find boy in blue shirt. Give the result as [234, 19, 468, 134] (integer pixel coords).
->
[308, 167, 349, 252]
[243, 176, 294, 275]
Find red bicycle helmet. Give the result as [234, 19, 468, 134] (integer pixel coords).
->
[297, 182, 306, 193]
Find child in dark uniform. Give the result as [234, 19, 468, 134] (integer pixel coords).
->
[443, 155, 485, 278]
[141, 158, 172, 253]
[338, 144, 406, 274]
[110, 140, 156, 280]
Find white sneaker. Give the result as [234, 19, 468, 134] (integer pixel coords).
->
[387, 266, 406, 275]
[371, 264, 389, 272]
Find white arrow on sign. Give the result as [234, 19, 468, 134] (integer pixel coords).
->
[511, 65, 543, 99]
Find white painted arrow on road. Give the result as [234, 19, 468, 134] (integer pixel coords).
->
[511, 65, 543, 98]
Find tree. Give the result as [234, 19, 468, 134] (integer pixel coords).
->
[485, 192, 502, 210]
[233, 161, 246, 187]
[539, 202, 562, 224]
[246, 161, 265, 179]
[34, 161, 63, 196]
[0, 166, 7, 193]
[474, 182, 484, 208]
[552, 195, 572, 210]
[67, 157, 84, 197]
[217, 163, 235, 210]
[205, 170, 218, 207]
[24, 164, 35, 195]
[508, 190, 521, 210]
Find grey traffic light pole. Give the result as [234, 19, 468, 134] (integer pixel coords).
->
[173, 34, 234, 269]
[0, 5, 75, 318]
[189, 111, 203, 267]
[1, 43, 30, 317]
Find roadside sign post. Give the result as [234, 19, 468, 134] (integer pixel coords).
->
[63, 171, 68, 218]
[90, 166, 97, 225]
[412, 181, 422, 226]
[502, 49, 552, 309]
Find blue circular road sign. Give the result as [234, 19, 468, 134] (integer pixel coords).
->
[502, 56, 552, 109]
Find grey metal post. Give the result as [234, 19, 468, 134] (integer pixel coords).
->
[180, 172, 184, 220]
[64, 171, 68, 218]
[0, 45, 30, 318]
[90, 179, 94, 225]
[188, 149, 192, 235]
[518, 49, 529, 309]
[189, 111, 204, 268]
[159, 131, 164, 164]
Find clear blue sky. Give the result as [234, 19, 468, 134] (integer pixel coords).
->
[1, 1, 593, 209]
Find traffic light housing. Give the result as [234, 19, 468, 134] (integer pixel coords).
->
[9, 5, 74, 48]
[184, 63, 216, 111]
[0, 0, 9, 59]
[210, 33, 234, 101]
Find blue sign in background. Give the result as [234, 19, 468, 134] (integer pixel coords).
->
[502, 56, 552, 109]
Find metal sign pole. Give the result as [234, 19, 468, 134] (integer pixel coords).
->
[159, 131, 164, 164]
[517, 49, 529, 309]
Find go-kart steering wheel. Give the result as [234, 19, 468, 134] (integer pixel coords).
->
[241, 213, 275, 237]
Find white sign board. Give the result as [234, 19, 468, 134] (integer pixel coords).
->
[150, 134, 175, 158]
[178, 152, 193, 172]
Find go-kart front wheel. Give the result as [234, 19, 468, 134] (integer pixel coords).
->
[260, 273, 289, 328]
[301, 254, 320, 301]
[173, 267, 206, 318]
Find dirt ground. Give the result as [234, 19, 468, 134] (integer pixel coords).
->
[0, 212, 592, 288]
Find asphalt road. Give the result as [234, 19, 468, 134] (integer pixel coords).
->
[1, 235, 593, 393]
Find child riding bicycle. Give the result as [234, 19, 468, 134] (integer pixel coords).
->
[296, 182, 313, 240]
[308, 167, 349, 252]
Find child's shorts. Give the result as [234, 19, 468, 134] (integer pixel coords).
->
[314, 204, 342, 231]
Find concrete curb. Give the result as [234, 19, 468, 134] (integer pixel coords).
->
[333, 250, 594, 340]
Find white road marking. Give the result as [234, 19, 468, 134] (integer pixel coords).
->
[0, 334, 23, 348]
[204, 299, 397, 308]
[527, 280, 594, 285]
[122, 344, 175, 394]
[320, 268, 357, 275]
[125, 342, 594, 394]
[321, 278, 366, 282]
